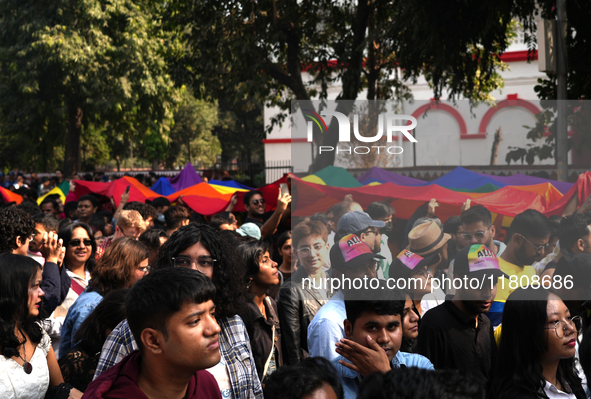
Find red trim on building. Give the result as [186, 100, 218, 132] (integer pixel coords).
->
[499, 50, 538, 62]
[397, 100, 470, 141]
[262, 138, 310, 144]
[478, 94, 541, 135]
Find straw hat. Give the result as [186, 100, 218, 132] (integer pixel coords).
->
[407, 221, 451, 256]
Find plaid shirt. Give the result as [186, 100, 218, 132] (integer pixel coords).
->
[93, 315, 263, 399]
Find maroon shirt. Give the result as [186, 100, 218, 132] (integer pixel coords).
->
[83, 350, 222, 399]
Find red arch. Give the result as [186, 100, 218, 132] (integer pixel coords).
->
[478, 95, 541, 135]
[405, 100, 468, 141]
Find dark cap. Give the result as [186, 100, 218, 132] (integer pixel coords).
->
[330, 234, 384, 270]
[337, 211, 385, 234]
[454, 244, 507, 280]
[388, 249, 439, 280]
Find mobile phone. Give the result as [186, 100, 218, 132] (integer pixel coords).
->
[280, 183, 289, 197]
[125, 185, 130, 194]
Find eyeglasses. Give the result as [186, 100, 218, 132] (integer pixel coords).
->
[462, 225, 492, 242]
[251, 199, 266, 206]
[69, 239, 93, 247]
[172, 256, 217, 272]
[138, 265, 151, 274]
[351, 260, 380, 274]
[296, 244, 327, 257]
[413, 267, 433, 279]
[546, 315, 582, 338]
[517, 234, 549, 252]
[365, 228, 381, 236]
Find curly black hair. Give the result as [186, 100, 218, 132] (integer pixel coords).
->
[0, 206, 35, 254]
[155, 223, 246, 317]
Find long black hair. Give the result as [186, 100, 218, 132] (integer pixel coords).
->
[0, 253, 45, 358]
[58, 222, 97, 273]
[155, 223, 246, 317]
[494, 288, 585, 399]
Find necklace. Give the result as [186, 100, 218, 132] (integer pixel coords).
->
[17, 343, 32, 374]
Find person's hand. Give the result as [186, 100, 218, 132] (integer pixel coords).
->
[427, 198, 438, 216]
[177, 195, 185, 206]
[230, 193, 238, 207]
[68, 387, 83, 399]
[120, 190, 130, 205]
[40, 232, 63, 264]
[277, 188, 292, 213]
[461, 199, 471, 213]
[335, 336, 391, 377]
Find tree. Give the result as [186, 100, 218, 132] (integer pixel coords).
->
[0, 0, 179, 175]
[505, 1, 591, 165]
[170, 0, 533, 172]
[165, 90, 220, 169]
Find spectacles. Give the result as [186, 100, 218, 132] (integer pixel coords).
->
[517, 234, 549, 252]
[546, 315, 582, 338]
[462, 225, 492, 241]
[365, 228, 381, 236]
[138, 265, 151, 274]
[251, 199, 266, 206]
[351, 260, 380, 274]
[296, 244, 327, 257]
[69, 239, 93, 247]
[413, 267, 433, 279]
[172, 256, 217, 272]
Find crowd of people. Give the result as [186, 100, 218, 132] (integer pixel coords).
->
[2, 170, 591, 399]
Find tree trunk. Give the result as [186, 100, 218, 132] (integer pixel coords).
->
[490, 127, 502, 165]
[64, 105, 83, 177]
[310, 0, 371, 173]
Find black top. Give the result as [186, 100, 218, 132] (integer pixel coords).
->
[416, 301, 497, 388]
[58, 345, 100, 392]
[240, 296, 283, 382]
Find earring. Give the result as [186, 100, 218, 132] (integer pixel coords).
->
[247, 279, 252, 290]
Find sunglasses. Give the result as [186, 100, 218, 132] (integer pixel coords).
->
[251, 199, 266, 206]
[69, 239, 93, 247]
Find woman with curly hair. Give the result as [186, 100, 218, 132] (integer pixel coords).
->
[59, 237, 149, 356]
[93, 223, 264, 399]
[493, 287, 585, 399]
[0, 253, 82, 398]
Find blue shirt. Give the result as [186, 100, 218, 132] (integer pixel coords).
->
[332, 351, 434, 399]
[307, 290, 346, 361]
[59, 290, 103, 356]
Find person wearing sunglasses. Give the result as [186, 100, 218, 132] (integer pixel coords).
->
[243, 189, 291, 239]
[45, 222, 97, 357]
[489, 209, 552, 327]
[59, 237, 149, 356]
[494, 287, 585, 399]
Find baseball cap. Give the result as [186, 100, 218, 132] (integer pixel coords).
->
[454, 244, 507, 280]
[236, 223, 262, 240]
[389, 249, 439, 280]
[338, 211, 385, 234]
[330, 234, 384, 270]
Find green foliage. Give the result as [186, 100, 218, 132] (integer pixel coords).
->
[505, 0, 591, 164]
[166, 90, 220, 168]
[0, 0, 180, 174]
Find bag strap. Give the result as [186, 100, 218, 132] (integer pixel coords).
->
[262, 297, 277, 377]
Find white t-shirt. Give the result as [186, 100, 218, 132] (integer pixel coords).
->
[0, 328, 51, 399]
[207, 358, 234, 399]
